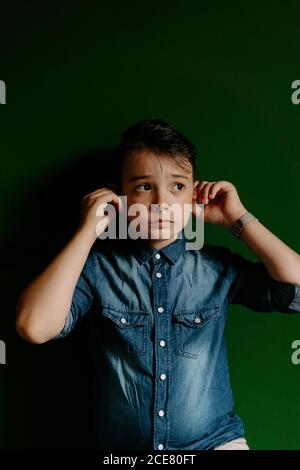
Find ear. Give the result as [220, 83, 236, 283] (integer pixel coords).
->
[107, 182, 121, 195]
[192, 180, 200, 199]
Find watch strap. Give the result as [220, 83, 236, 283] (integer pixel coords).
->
[231, 212, 258, 238]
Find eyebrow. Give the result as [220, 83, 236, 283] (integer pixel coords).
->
[129, 174, 190, 182]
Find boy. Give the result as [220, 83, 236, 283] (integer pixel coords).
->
[16, 119, 300, 450]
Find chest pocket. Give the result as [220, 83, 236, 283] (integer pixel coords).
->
[172, 305, 221, 359]
[101, 306, 149, 356]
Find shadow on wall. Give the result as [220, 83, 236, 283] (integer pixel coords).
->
[0, 148, 119, 449]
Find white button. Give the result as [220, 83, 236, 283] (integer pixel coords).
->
[120, 318, 127, 324]
[156, 272, 162, 278]
[158, 443, 164, 450]
[194, 317, 201, 324]
[160, 373, 166, 381]
[157, 306, 164, 313]
[159, 340, 166, 347]
[158, 409, 165, 417]
[155, 253, 161, 259]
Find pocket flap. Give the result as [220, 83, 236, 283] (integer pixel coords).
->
[102, 306, 149, 328]
[173, 305, 220, 327]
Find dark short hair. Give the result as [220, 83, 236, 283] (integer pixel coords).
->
[113, 118, 197, 191]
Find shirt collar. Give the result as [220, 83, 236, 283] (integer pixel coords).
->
[128, 229, 186, 265]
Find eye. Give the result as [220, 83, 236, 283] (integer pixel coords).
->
[135, 183, 152, 192]
[173, 183, 185, 190]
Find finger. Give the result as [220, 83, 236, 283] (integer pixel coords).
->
[201, 182, 216, 204]
[208, 182, 223, 200]
[84, 187, 117, 199]
[83, 191, 115, 211]
[87, 190, 115, 202]
[195, 181, 209, 202]
[197, 180, 209, 192]
[95, 191, 124, 213]
[209, 181, 234, 200]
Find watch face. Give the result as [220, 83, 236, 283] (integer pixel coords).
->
[231, 220, 243, 237]
[231, 225, 239, 236]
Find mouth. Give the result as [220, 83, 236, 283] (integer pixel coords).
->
[150, 219, 174, 227]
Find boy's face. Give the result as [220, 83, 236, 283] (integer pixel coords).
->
[121, 149, 199, 248]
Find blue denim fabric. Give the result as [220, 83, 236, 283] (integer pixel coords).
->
[54, 229, 300, 450]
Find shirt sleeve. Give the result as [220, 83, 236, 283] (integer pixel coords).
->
[53, 253, 95, 340]
[225, 248, 300, 313]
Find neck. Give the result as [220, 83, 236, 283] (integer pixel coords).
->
[144, 230, 182, 250]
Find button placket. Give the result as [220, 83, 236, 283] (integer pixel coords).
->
[152, 257, 168, 450]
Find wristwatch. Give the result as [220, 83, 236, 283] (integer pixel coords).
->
[231, 212, 258, 238]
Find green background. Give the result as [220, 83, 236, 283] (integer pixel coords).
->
[1, 0, 300, 450]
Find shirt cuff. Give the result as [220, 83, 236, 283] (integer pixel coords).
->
[52, 310, 73, 340]
[288, 284, 300, 312]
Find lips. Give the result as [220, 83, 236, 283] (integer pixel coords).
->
[150, 219, 173, 226]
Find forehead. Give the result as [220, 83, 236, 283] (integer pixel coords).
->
[122, 149, 192, 179]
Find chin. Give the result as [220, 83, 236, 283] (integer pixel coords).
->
[148, 225, 179, 240]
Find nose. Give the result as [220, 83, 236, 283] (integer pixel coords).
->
[151, 189, 170, 213]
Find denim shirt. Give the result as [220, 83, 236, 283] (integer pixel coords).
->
[54, 229, 300, 450]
